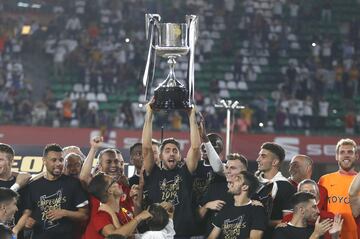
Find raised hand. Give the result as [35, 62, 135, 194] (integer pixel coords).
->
[205, 200, 226, 211]
[160, 201, 175, 219]
[328, 214, 343, 237]
[90, 136, 103, 149]
[313, 216, 333, 237]
[198, 113, 208, 142]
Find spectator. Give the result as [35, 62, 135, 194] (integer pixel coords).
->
[303, 96, 313, 129]
[321, 0, 333, 24]
[344, 110, 356, 135]
[317, 97, 329, 129]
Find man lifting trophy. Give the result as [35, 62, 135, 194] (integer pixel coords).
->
[142, 14, 198, 110]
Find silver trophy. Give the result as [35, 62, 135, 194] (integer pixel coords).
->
[142, 14, 198, 110]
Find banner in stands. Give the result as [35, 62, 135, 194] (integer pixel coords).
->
[0, 126, 357, 174]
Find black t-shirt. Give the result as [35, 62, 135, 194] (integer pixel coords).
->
[254, 180, 296, 239]
[255, 181, 295, 220]
[273, 224, 321, 239]
[23, 175, 88, 239]
[0, 177, 16, 188]
[192, 160, 217, 205]
[144, 165, 195, 236]
[212, 201, 267, 239]
[0, 176, 26, 230]
[199, 177, 232, 237]
[129, 174, 140, 187]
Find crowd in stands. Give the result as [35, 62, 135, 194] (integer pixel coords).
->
[0, 0, 360, 135]
[0, 104, 360, 238]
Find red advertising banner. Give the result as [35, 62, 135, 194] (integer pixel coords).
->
[1, 125, 358, 166]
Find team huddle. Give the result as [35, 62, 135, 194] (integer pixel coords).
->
[0, 103, 359, 239]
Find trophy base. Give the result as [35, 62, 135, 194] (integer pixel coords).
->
[153, 85, 191, 110]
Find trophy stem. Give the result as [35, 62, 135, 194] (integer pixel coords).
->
[166, 56, 177, 86]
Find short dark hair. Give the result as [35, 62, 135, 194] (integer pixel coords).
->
[160, 138, 180, 153]
[43, 143, 63, 157]
[261, 142, 285, 162]
[227, 153, 248, 169]
[88, 173, 109, 203]
[130, 143, 142, 155]
[291, 191, 316, 209]
[207, 133, 224, 153]
[147, 203, 169, 231]
[0, 143, 15, 161]
[106, 235, 126, 239]
[240, 171, 259, 197]
[0, 224, 12, 239]
[0, 187, 19, 204]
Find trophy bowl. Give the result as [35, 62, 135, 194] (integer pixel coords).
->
[143, 15, 198, 111]
[152, 23, 191, 110]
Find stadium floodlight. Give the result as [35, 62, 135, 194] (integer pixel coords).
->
[215, 99, 244, 156]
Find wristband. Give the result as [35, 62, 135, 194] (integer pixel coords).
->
[10, 183, 20, 192]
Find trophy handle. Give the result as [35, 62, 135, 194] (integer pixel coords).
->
[143, 14, 161, 102]
[186, 15, 198, 43]
[145, 14, 161, 40]
[186, 15, 198, 105]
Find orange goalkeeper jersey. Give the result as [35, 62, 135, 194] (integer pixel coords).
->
[319, 171, 358, 239]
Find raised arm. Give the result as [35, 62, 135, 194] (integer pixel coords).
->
[199, 117, 224, 175]
[142, 103, 155, 175]
[349, 172, 360, 217]
[198, 200, 226, 219]
[185, 107, 201, 174]
[79, 136, 103, 187]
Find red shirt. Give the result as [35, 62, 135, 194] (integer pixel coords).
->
[288, 179, 328, 211]
[83, 182, 133, 239]
[83, 208, 133, 239]
[282, 211, 335, 239]
[356, 216, 360, 237]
